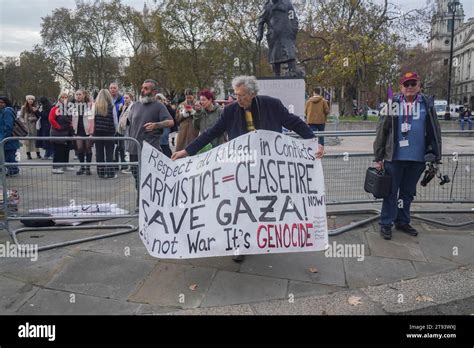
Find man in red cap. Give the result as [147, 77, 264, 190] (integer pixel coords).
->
[373, 72, 442, 240]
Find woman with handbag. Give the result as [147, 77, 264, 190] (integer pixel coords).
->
[48, 91, 73, 174]
[20, 95, 41, 159]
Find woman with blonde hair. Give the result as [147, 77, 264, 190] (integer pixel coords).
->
[91, 89, 116, 179]
[21, 95, 41, 159]
[72, 89, 93, 175]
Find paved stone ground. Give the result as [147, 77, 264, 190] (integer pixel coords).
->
[0, 136, 472, 315]
[0, 203, 472, 315]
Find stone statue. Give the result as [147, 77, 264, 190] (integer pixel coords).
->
[257, 0, 303, 77]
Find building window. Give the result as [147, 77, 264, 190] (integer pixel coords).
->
[444, 59, 449, 65]
[448, 19, 453, 32]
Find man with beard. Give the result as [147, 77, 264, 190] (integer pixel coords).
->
[128, 79, 174, 205]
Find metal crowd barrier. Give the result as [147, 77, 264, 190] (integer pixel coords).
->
[0, 136, 141, 251]
[289, 130, 474, 232]
[323, 152, 474, 205]
[1, 132, 472, 248]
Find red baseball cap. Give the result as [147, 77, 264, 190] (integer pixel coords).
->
[400, 72, 420, 85]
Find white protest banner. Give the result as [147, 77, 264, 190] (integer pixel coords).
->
[139, 129, 328, 259]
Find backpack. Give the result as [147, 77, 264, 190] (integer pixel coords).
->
[4, 107, 27, 137]
[12, 117, 28, 137]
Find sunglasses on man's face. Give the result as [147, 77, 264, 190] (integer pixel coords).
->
[403, 81, 418, 88]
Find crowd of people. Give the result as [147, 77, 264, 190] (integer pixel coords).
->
[0, 81, 222, 177]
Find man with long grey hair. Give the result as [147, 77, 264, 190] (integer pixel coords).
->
[172, 75, 323, 262]
[172, 75, 323, 160]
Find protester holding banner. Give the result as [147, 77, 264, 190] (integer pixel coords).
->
[172, 76, 323, 159]
[172, 75, 324, 261]
[128, 79, 174, 205]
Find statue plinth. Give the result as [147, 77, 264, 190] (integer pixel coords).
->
[257, 77, 306, 120]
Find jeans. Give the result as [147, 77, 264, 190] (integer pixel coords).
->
[4, 149, 19, 175]
[44, 148, 54, 158]
[460, 119, 473, 130]
[380, 160, 426, 227]
[95, 140, 114, 177]
[309, 124, 325, 146]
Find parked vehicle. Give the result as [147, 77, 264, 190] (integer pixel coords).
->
[367, 108, 379, 117]
[434, 100, 448, 118]
[449, 104, 464, 119]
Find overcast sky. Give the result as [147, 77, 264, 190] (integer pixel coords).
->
[1, 0, 473, 57]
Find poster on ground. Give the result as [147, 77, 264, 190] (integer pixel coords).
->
[139, 129, 328, 259]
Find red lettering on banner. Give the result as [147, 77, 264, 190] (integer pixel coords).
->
[256, 223, 314, 249]
[257, 225, 267, 248]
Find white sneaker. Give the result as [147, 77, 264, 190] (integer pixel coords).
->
[52, 168, 64, 174]
[66, 166, 75, 171]
[121, 169, 132, 174]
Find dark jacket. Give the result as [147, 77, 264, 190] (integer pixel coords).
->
[373, 94, 442, 163]
[36, 104, 53, 149]
[0, 107, 20, 151]
[461, 109, 472, 120]
[93, 104, 115, 136]
[186, 95, 315, 156]
[49, 105, 73, 144]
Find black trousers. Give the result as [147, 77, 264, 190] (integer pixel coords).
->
[130, 154, 139, 206]
[114, 134, 127, 170]
[160, 145, 172, 158]
[95, 140, 114, 176]
[52, 143, 69, 169]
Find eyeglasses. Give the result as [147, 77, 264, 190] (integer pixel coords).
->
[235, 93, 249, 99]
[403, 81, 418, 88]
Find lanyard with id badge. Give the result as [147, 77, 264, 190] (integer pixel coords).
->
[400, 97, 417, 148]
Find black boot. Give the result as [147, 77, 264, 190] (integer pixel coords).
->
[85, 153, 92, 175]
[76, 153, 85, 175]
[36, 151, 42, 159]
[27, 152, 32, 160]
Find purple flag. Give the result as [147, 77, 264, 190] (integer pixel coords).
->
[387, 86, 393, 101]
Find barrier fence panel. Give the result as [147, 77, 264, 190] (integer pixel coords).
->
[0, 136, 141, 251]
[1, 132, 472, 250]
[323, 152, 474, 205]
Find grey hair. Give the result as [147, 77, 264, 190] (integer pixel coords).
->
[144, 79, 159, 91]
[232, 76, 259, 95]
